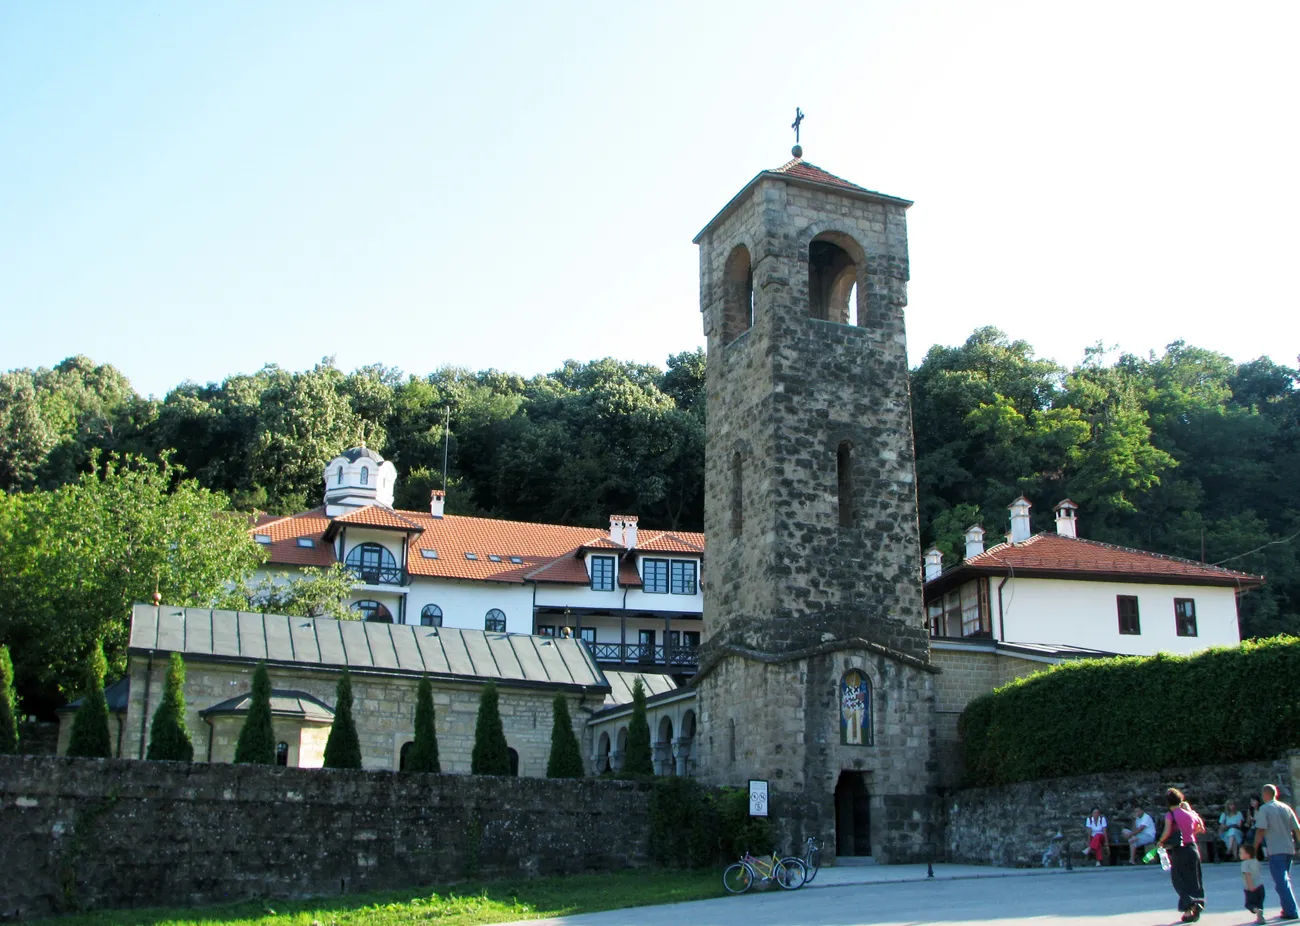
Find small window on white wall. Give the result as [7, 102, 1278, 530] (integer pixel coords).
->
[485, 609, 507, 632]
[360, 466, 369, 486]
[1174, 598, 1197, 637]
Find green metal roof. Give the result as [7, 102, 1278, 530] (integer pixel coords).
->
[129, 604, 609, 693]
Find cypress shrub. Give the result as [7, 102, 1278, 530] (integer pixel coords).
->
[404, 676, 440, 773]
[323, 669, 362, 769]
[546, 691, 584, 778]
[621, 677, 654, 777]
[234, 663, 275, 765]
[66, 641, 112, 758]
[146, 652, 194, 761]
[0, 644, 18, 755]
[960, 636, 1300, 787]
[470, 681, 511, 775]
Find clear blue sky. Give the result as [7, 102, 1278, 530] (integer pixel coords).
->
[2, 1, 1297, 397]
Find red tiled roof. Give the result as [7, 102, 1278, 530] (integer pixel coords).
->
[325, 506, 424, 535]
[254, 508, 335, 567]
[929, 532, 1264, 594]
[772, 158, 870, 193]
[256, 508, 702, 585]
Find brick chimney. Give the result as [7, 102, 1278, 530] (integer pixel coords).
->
[609, 515, 639, 549]
[964, 524, 986, 559]
[1008, 496, 1032, 544]
[1054, 499, 1079, 538]
[430, 489, 446, 519]
[923, 547, 943, 582]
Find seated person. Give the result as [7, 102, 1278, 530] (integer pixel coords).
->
[1085, 808, 1109, 866]
[1122, 805, 1157, 863]
[1220, 800, 1245, 861]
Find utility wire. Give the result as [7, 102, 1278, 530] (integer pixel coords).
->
[1210, 527, 1300, 567]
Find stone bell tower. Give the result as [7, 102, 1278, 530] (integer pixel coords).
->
[691, 143, 939, 862]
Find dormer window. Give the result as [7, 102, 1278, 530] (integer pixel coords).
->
[360, 466, 369, 486]
[590, 555, 616, 591]
[254, 533, 271, 545]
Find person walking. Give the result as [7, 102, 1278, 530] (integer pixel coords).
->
[1157, 787, 1207, 922]
[1253, 783, 1300, 921]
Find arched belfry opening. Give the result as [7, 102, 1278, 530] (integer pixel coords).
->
[722, 245, 754, 343]
[808, 233, 864, 325]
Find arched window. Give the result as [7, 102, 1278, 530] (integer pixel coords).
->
[722, 245, 754, 343]
[507, 747, 519, 777]
[275, 742, 289, 766]
[837, 441, 855, 527]
[730, 452, 743, 537]
[399, 741, 414, 771]
[360, 466, 369, 486]
[345, 542, 400, 584]
[420, 604, 443, 627]
[336, 466, 343, 485]
[485, 609, 507, 632]
[656, 716, 675, 776]
[839, 669, 873, 746]
[596, 731, 611, 774]
[351, 599, 393, 622]
[808, 233, 863, 324]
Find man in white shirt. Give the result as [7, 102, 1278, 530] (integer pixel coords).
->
[1123, 805, 1157, 864]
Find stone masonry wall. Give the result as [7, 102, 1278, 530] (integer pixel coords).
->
[115, 655, 599, 776]
[0, 755, 652, 919]
[947, 756, 1299, 867]
[930, 646, 1053, 787]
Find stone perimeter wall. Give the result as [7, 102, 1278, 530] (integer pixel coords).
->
[948, 755, 1300, 868]
[0, 755, 652, 920]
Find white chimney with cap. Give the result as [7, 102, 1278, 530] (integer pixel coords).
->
[1054, 499, 1079, 538]
[923, 547, 944, 582]
[1008, 496, 1033, 544]
[609, 514, 639, 549]
[430, 489, 446, 518]
[964, 524, 986, 559]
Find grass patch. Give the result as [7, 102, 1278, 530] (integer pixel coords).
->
[33, 868, 725, 926]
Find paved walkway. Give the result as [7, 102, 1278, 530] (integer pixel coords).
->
[498, 860, 1263, 926]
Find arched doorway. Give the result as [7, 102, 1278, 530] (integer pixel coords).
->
[834, 771, 871, 857]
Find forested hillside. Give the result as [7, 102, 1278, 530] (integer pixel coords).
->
[2, 328, 1296, 641]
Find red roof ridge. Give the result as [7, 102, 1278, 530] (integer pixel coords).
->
[330, 505, 425, 531]
[772, 158, 870, 193]
[967, 531, 1263, 581]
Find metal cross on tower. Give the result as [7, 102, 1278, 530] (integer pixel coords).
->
[791, 107, 805, 144]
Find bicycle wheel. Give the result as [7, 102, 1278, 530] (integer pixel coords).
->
[775, 858, 807, 890]
[723, 862, 754, 894]
[804, 846, 821, 883]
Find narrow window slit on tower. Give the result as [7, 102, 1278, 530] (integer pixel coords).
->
[837, 441, 855, 527]
[730, 452, 743, 535]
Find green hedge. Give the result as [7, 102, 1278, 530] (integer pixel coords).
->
[959, 636, 1300, 787]
[647, 779, 773, 867]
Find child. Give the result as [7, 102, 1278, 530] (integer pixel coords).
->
[1241, 843, 1266, 924]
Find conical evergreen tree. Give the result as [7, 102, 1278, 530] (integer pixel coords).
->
[404, 676, 440, 773]
[146, 653, 194, 761]
[323, 669, 362, 769]
[546, 691, 584, 779]
[621, 677, 654, 777]
[66, 641, 112, 758]
[0, 644, 19, 755]
[470, 681, 511, 775]
[234, 663, 276, 764]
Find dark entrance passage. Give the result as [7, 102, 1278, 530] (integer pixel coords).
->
[834, 770, 871, 857]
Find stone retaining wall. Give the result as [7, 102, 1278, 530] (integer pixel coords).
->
[948, 754, 1299, 867]
[0, 755, 652, 919]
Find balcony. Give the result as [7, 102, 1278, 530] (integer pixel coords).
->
[586, 642, 699, 670]
[346, 564, 407, 587]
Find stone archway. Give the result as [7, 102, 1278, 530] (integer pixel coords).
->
[835, 770, 871, 857]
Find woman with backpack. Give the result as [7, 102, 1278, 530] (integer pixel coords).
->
[1158, 787, 1208, 922]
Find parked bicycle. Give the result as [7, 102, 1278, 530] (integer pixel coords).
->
[722, 850, 807, 893]
[800, 836, 821, 883]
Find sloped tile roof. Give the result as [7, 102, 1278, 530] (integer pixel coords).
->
[772, 158, 870, 193]
[928, 532, 1264, 596]
[255, 508, 703, 586]
[254, 508, 336, 567]
[130, 604, 608, 691]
